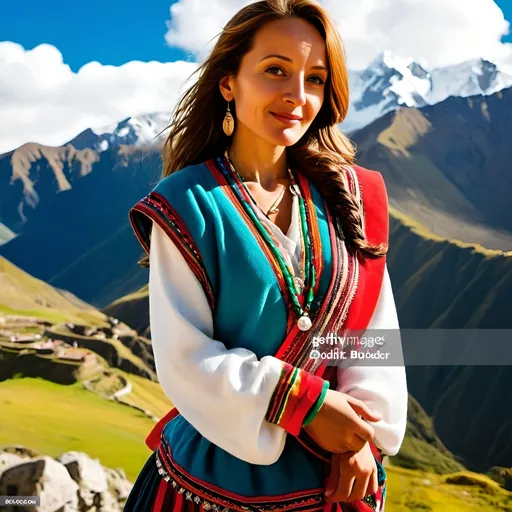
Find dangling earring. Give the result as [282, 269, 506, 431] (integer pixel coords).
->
[223, 100, 234, 136]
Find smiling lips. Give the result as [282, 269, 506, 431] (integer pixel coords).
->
[270, 112, 302, 125]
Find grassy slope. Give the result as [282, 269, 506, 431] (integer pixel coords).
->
[385, 466, 512, 511]
[102, 284, 150, 337]
[44, 327, 155, 380]
[353, 103, 512, 251]
[0, 378, 157, 482]
[393, 396, 464, 475]
[124, 373, 173, 418]
[0, 256, 108, 326]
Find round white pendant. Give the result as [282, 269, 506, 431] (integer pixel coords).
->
[297, 315, 312, 331]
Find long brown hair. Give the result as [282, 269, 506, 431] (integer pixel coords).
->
[139, 0, 387, 267]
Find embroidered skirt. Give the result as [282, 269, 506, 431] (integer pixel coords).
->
[124, 445, 387, 512]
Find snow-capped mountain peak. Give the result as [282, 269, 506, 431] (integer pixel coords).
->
[68, 112, 171, 152]
[343, 52, 512, 133]
[91, 112, 171, 145]
[348, 51, 432, 130]
[429, 57, 512, 104]
[369, 50, 414, 73]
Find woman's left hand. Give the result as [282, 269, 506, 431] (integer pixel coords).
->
[324, 441, 379, 504]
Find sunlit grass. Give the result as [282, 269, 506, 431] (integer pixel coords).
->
[0, 378, 155, 482]
[385, 465, 512, 511]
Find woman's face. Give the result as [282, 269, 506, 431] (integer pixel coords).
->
[221, 17, 329, 148]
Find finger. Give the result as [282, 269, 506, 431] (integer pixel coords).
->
[347, 474, 370, 502]
[345, 396, 382, 422]
[331, 414, 375, 453]
[352, 417, 375, 444]
[366, 464, 379, 497]
[325, 453, 341, 498]
[327, 473, 355, 503]
[342, 435, 366, 453]
[330, 442, 352, 454]
[343, 406, 376, 442]
[330, 434, 362, 453]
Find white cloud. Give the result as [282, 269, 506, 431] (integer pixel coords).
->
[0, 0, 510, 153]
[0, 42, 197, 154]
[165, 0, 512, 70]
[164, 0, 254, 57]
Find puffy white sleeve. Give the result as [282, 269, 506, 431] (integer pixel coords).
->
[148, 221, 327, 465]
[336, 264, 408, 456]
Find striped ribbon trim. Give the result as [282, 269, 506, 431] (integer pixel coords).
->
[129, 191, 216, 312]
[264, 362, 325, 436]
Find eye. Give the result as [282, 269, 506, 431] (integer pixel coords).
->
[309, 75, 326, 85]
[265, 66, 285, 76]
[264, 66, 326, 85]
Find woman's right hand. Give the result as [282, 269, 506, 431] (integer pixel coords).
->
[304, 390, 382, 453]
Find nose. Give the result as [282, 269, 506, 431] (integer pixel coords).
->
[284, 75, 307, 106]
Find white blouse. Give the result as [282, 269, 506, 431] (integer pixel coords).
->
[148, 193, 408, 465]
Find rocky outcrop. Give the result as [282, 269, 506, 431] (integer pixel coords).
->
[0, 447, 132, 511]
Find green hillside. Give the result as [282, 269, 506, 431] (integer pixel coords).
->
[384, 466, 512, 511]
[0, 255, 109, 326]
[394, 395, 464, 474]
[0, 378, 161, 482]
[103, 284, 150, 338]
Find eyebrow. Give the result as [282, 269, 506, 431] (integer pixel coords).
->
[258, 53, 328, 72]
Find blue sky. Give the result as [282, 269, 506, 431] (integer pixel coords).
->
[0, 0, 187, 72]
[497, 0, 512, 27]
[1, 0, 511, 73]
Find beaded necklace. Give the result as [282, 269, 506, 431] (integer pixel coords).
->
[223, 150, 317, 331]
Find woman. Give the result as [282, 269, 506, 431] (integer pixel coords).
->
[125, 0, 408, 510]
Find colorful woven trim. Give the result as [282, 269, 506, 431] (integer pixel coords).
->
[155, 436, 324, 512]
[129, 191, 216, 312]
[303, 379, 330, 426]
[154, 435, 386, 512]
[274, 162, 387, 377]
[295, 170, 324, 298]
[265, 362, 326, 436]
